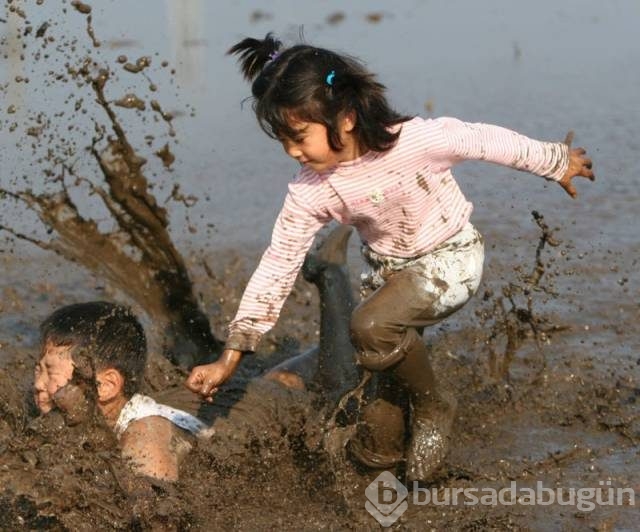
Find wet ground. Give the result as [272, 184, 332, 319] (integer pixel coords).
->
[0, 241, 638, 530]
[1, 0, 639, 530]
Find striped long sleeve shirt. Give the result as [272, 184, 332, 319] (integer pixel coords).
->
[225, 116, 569, 351]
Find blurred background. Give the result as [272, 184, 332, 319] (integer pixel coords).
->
[1, 0, 638, 251]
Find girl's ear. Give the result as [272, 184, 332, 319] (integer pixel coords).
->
[95, 368, 125, 402]
[341, 111, 357, 133]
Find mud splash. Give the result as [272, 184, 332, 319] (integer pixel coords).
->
[0, 2, 220, 367]
[2, 216, 638, 530]
[476, 210, 570, 383]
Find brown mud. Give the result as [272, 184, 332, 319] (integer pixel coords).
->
[1, 232, 639, 530]
[1, 2, 639, 530]
[0, 1, 220, 368]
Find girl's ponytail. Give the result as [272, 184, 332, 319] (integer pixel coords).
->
[228, 33, 411, 153]
[227, 33, 282, 81]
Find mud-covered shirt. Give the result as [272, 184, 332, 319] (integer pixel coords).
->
[226, 116, 569, 352]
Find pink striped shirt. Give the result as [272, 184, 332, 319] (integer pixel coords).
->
[226, 116, 569, 351]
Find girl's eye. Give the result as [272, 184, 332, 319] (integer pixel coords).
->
[290, 129, 307, 143]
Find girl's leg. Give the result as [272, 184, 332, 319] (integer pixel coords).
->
[347, 370, 409, 469]
[349, 224, 483, 480]
[391, 327, 458, 482]
[349, 268, 450, 478]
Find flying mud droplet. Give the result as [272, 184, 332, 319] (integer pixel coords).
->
[424, 99, 434, 114]
[114, 93, 146, 111]
[123, 56, 151, 74]
[36, 21, 49, 38]
[71, 2, 100, 47]
[106, 39, 138, 49]
[70, 1, 92, 15]
[249, 10, 272, 23]
[27, 125, 45, 138]
[7, 4, 27, 19]
[326, 12, 345, 25]
[365, 12, 385, 23]
[155, 143, 175, 169]
[150, 100, 175, 137]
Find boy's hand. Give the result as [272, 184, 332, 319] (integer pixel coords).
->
[184, 349, 242, 402]
[558, 131, 595, 198]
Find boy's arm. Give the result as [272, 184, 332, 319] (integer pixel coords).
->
[120, 416, 187, 481]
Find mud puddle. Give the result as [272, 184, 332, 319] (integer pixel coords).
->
[1, 243, 638, 530]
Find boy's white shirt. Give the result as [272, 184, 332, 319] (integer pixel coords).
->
[114, 393, 212, 439]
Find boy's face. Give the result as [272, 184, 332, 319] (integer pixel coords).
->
[33, 343, 75, 414]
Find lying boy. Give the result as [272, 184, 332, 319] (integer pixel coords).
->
[34, 301, 207, 481]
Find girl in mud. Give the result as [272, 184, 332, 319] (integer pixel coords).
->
[186, 33, 594, 481]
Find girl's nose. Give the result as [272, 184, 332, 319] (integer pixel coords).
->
[282, 140, 302, 159]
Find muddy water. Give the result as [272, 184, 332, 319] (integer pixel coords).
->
[1, 1, 639, 530]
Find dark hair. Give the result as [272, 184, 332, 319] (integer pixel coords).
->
[40, 301, 147, 397]
[228, 33, 411, 153]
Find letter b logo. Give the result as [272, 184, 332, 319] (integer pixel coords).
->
[365, 471, 408, 527]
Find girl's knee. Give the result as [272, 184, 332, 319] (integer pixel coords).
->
[350, 304, 382, 349]
[350, 305, 407, 371]
[357, 347, 406, 372]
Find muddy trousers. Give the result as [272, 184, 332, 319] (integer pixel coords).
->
[351, 271, 449, 410]
[349, 224, 484, 477]
[351, 223, 484, 397]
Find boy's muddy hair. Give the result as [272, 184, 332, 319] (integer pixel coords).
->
[40, 301, 147, 397]
[228, 32, 412, 153]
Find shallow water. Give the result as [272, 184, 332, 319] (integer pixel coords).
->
[0, 1, 638, 530]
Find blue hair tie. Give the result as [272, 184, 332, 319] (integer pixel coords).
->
[325, 70, 336, 86]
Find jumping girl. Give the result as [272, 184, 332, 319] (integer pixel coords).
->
[186, 33, 594, 481]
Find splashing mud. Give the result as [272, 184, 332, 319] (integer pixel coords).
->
[0, 1, 220, 368]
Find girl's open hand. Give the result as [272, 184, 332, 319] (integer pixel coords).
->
[558, 131, 595, 198]
[184, 349, 242, 402]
